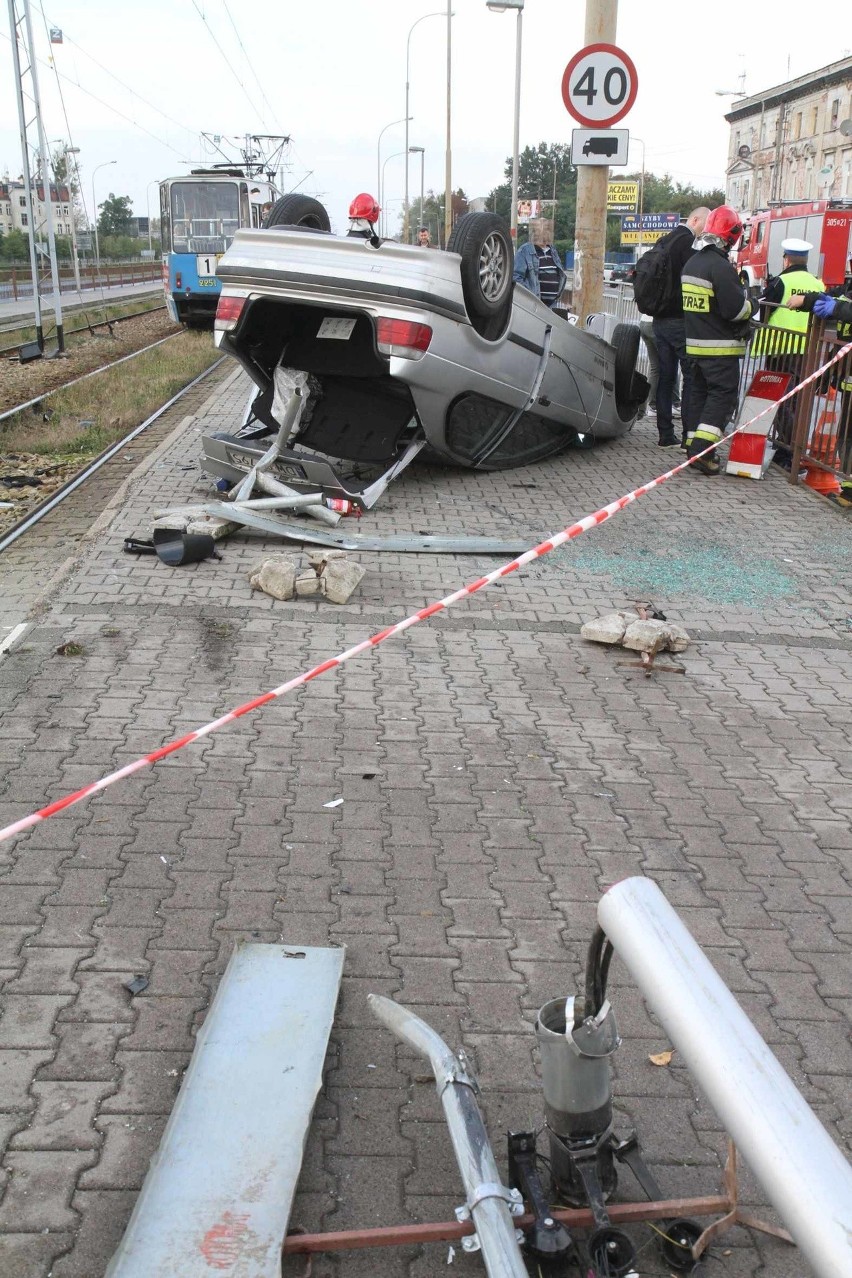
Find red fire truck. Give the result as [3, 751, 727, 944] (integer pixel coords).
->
[734, 201, 852, 293]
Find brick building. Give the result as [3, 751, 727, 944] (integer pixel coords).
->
[724, 55, 852, 212]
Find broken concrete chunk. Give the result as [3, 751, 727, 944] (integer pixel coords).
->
[153, 510, 236, 540]
[580, 612, 632, 645]
[664, 623, 690, 653]
[320, 557, 366, 604]
[307, 548, 348, 569]
[249, 556, 298, 600]
[295, 570, 322, 597]
[622, 619, 670, 655]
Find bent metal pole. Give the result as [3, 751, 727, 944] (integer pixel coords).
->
[597, 877, 852, 1278]
[368, 995, 528, 1278]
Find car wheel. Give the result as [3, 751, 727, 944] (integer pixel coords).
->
[447, 212, 513, 333]
[264, 195, 331, 231]
[612, 322, 641, 418]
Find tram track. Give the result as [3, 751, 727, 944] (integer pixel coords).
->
[0, 355, 228, 556]
[0, 302, 168, 358]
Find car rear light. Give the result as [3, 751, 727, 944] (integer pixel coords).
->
[376, 317, 432, 360]
[215, 295, 247, 332]
[174, 271, 182, 289]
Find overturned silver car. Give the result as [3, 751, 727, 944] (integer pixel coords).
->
[203, 195, 646, 505]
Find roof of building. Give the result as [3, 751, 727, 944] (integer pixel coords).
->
[724, 55, 852, 123]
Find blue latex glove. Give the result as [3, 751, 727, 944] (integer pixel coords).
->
[813, 294, 837, 319]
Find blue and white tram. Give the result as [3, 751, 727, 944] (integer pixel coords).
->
[159, 169, 280, 326]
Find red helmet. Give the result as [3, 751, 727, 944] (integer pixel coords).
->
[348, 192, 380, 224]
[703, 205, 743, 249]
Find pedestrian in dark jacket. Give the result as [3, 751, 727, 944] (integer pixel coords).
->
[651, 206, 709, 448]
[681, 205, 757, 474]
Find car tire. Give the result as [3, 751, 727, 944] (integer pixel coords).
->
[447, 212, 513, 334]
[612, 322, 641, 418]
[263, 195, 331, 231]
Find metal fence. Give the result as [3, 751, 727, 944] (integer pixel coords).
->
[0, 261, 161, 302]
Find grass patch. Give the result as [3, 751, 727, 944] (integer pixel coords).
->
[0, 330, 221, 458]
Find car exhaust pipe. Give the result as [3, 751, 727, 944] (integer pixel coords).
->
[368, 994, 528, 1278]
[598, 876, 852, 1278]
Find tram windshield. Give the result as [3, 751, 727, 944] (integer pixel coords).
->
[169, 181, 240, 253]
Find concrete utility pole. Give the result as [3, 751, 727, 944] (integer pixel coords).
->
[573, 0, 617, 322]
[444, 0, 452, 245]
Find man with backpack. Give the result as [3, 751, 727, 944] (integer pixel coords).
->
[633, 207, 710, 448]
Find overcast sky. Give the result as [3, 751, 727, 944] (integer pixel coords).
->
[0, 0, 847, 234]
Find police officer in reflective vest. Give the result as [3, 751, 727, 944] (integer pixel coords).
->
[752, 238, 825, 444]
[681, 206, 757, 475]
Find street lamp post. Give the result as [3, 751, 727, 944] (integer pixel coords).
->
[146, 180, 160, 254]
[486, 0, 524, 240]
[92, 160, 117, 271]
[381, 151, 408, 237]
[409, 146, 425, 236]
[51, 141, 82, 293]
[377, 118, 411, 224]
[629, 136, 646, 257]
[404, 12, 446, 244]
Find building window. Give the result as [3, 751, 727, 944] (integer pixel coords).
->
[21, 213, 28, 226]
[793, 112, 802, 140]
[809, 106, 818, 135]
[19, 195, 26, 207]
[830, 99, 841, 129]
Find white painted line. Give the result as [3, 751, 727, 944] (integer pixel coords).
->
[0, 622, 32, 658]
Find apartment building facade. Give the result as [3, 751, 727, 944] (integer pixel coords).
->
[0, 180, 74, 239]
[724, 56, 852, 212]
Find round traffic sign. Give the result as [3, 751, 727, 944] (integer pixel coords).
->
[561, 43, 638, 129]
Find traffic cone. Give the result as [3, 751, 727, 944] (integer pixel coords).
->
[802, 389, 841, 495]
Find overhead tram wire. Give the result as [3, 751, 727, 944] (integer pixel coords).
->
[0, 31, 193, 162]
[220, 0, 277, 127]
[188, 0, 268, 127]
[36, 2, 199, 145]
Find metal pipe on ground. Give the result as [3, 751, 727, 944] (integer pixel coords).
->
[368, 995, 528, 1278]
[597, 877, 852, 1278]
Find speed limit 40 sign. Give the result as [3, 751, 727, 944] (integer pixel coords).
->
[561, 43, 638, 129]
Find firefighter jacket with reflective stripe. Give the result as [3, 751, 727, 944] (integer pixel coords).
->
[681, 245, 755, 358]
[752, 268, 826, 355]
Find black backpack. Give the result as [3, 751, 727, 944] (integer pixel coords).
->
[632, 231, 679, 316]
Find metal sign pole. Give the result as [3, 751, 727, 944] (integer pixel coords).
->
[7, 0, 44, 349]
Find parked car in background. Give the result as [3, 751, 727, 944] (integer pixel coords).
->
[603, 262, 627, 284]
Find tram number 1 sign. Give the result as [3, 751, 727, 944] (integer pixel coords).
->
[561, 43, 638, 129]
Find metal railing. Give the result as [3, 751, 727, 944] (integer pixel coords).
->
[0, 261, 161, 302]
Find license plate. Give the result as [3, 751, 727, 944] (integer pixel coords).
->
[317, 317, 356, 340]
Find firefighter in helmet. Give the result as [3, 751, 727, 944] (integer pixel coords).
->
[681, 206, 757, 475]
[752, 238, 826, 445]
[347, 193, 381, 241]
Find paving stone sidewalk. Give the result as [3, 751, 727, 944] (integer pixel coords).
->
[0, 368, 850, 1277]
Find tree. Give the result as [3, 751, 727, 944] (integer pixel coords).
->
[0, 228, 29, 261]
[97, 193, 133, 237]
[405, 188, 469, 246]
[486, 142, 577, 243]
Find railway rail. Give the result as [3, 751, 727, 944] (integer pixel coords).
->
[0, 355, 227, 555]
[0, 301, 168, 358]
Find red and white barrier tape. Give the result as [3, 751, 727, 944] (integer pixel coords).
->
[2, 339, 850, 845]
